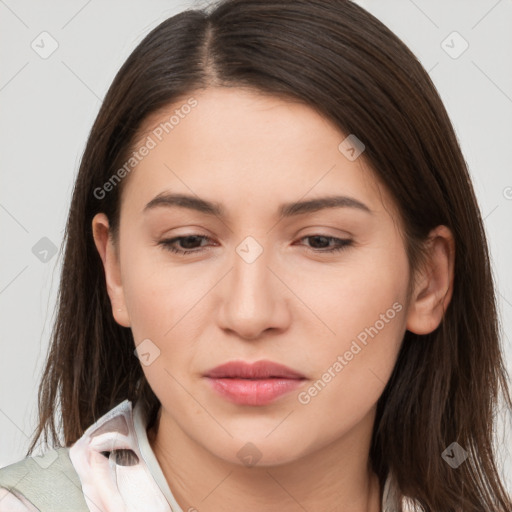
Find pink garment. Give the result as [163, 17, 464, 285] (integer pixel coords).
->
[68, 400, 174, 512]
[0, 490, 40, 512]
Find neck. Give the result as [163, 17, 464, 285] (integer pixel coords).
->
[148, 406, 382, 512]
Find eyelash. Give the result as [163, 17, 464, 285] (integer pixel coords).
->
[157, 234, 353, 256]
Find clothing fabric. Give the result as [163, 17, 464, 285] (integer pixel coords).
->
[0, 399, 415, 511]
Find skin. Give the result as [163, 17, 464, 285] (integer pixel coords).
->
[92, 87, 455, 512]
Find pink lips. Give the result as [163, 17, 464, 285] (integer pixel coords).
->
[204, 360, 306, 406]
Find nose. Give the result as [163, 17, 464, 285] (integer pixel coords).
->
[217, 243, 291, 341]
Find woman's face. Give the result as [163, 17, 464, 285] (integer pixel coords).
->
[94, 86, 413, 466]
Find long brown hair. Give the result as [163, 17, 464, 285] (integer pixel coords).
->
[27, 0, 512, 510]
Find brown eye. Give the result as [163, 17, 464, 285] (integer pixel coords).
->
[158, 234, 213, 255]
[298, 235, 353, 253]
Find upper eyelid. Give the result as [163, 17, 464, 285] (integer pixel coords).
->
[159, 225, 354, 239]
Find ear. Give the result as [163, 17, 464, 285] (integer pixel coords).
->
[406, 225, 455, 335]
[91, 213, 131, 327]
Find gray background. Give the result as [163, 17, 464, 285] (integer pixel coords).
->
[1, 0, 511, 493]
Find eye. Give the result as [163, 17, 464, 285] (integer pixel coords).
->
[158, 235, 213, 255]
[157, 234, 353, 256]
[296, 235, 353, 253]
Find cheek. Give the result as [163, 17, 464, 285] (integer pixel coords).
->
[294, 241, 408, 409]
[119, 239, 207, 339]
[119, 245, 207, 407]
[296, 237, 409, 347]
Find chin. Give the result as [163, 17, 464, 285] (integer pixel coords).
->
[207, 434, 312, 469]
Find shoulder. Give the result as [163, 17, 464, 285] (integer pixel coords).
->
[0, 447, 89, 511]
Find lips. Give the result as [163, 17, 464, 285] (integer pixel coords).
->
[203, 360, 306, 406]
[204, 360, 306, 379]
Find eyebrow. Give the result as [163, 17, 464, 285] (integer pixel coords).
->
[143, 192, 373, 218]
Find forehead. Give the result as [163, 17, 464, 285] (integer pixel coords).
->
[119, 87, 398, 223]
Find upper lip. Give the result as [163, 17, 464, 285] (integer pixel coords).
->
[204, 360, 306, 379]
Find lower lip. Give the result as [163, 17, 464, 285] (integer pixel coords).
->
[205, 377, 305, 406]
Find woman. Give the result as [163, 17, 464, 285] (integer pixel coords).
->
[1, 0, 511, 510]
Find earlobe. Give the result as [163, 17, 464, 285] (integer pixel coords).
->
[405, 225, 455, 335]
[91, 213, 131, 328]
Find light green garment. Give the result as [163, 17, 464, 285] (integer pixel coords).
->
[0, 447, 88, 511]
